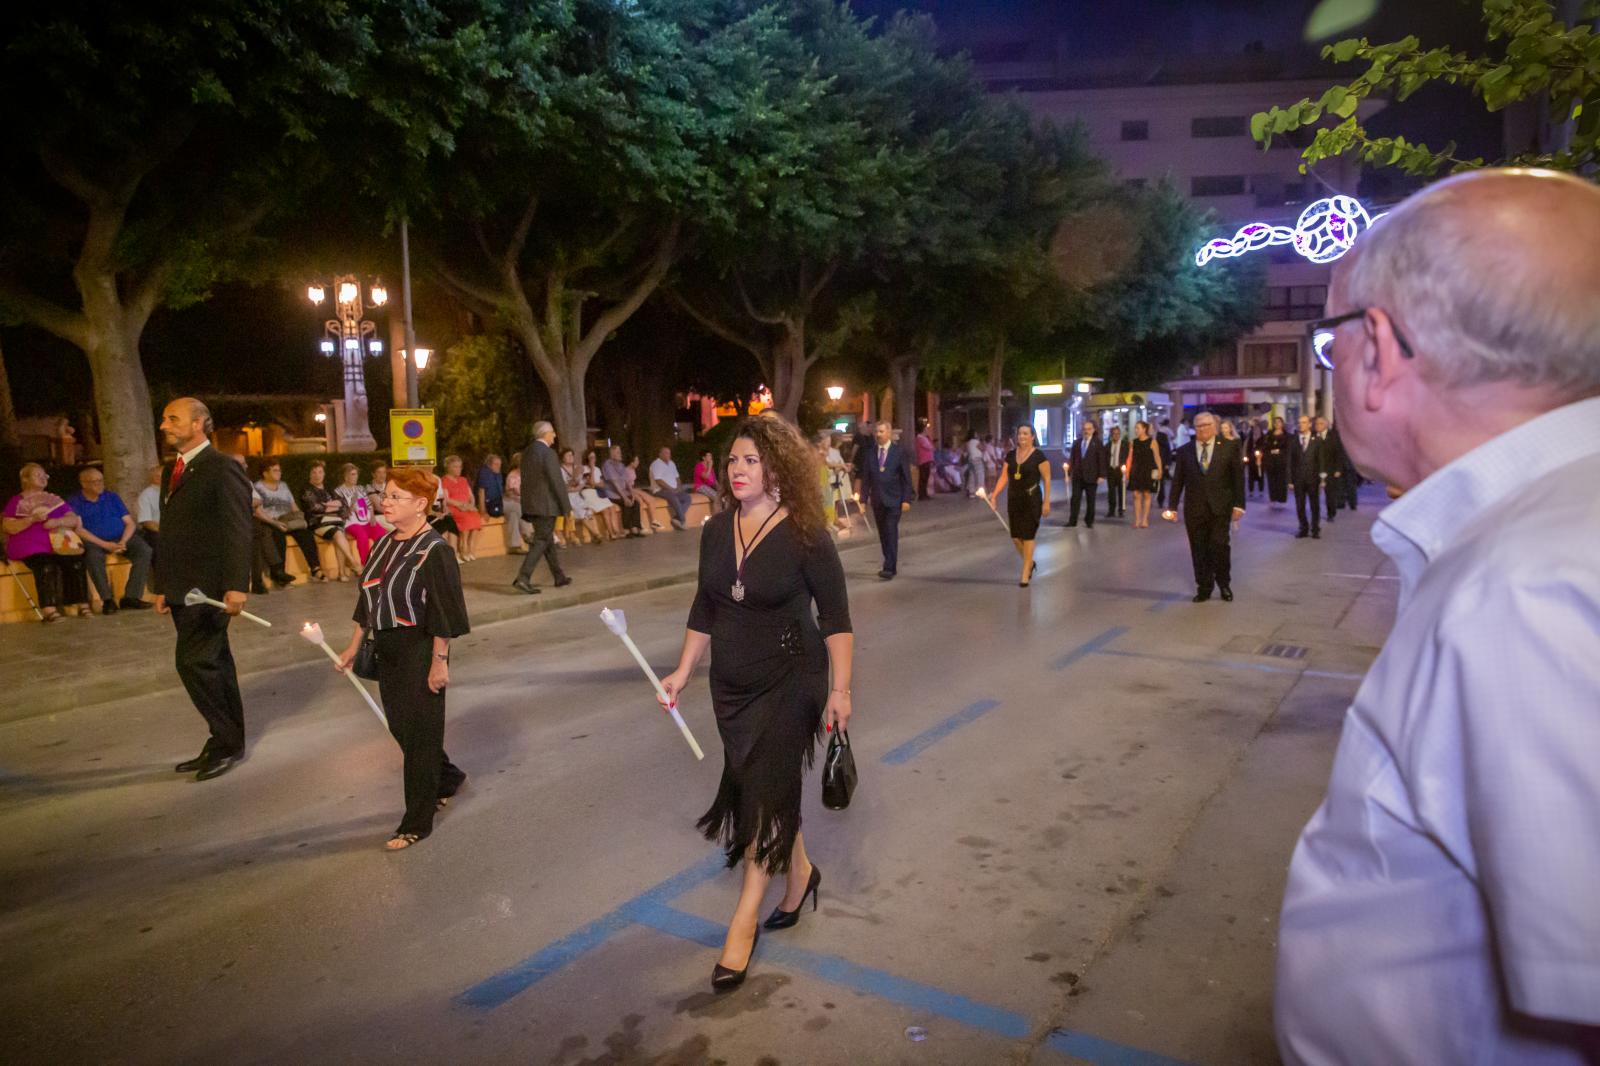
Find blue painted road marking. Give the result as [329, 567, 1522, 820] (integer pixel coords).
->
[1052, 626, 1129, 671]
[1047, 1028, 1197, 1065]
[880, 698, 1002, 765]
[1097, 647, 1362, 682]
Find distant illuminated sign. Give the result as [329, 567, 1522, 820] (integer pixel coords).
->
[1031, 383, 1064, 396]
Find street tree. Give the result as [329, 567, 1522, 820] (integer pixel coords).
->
[1253, 0, 1600, 176]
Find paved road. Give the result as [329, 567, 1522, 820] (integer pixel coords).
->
[0, 486, 1397, 1065]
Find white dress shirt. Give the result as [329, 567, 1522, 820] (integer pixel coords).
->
[649, 457, 681, 490]
[136, 484, 161, 526]
[1276, 395, 1600, 1065]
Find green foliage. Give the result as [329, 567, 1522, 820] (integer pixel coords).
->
[422, 335, 537, 461]
[1253, 0, 1600, 175]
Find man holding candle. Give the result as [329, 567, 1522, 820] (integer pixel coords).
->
[153, 397, 254, 781]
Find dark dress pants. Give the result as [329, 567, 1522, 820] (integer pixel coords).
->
[515, 515, 566, 584]
[1068, 479, 1097, 526]
[1185, 512, 1233, 592]
[1104, 471, 1125, 517]
[1323, 477, 1341, 519]
[18, 552, 88, 611]
[374, 628, 464, 838]
[269, 526, 324, 576]
[83, 536, 152, 603]
[872, 502, 901, 573]
[171, 604, 245, 755]
[1294, 482, 1321, 534]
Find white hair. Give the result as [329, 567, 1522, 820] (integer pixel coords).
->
[532, 420, 554, 439]
[1343, 171, 1600, 395]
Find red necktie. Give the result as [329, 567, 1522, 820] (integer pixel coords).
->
[170, 455, 186, 486]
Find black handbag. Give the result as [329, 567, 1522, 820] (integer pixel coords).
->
[821, 730, 857, 810]
[352, 630, 379, 681]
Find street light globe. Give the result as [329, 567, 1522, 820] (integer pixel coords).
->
[368, 339, 383, 354]
[413, 347, 432, 369]
[825, 385, 845, 402]
[314, 411, 327, 424]
[344, 337, 360, 351]
[319, 339, 336, 354]
[307, 284, 325, 304]
[337, 281, 359, 305]
[370, 284, 388, 306]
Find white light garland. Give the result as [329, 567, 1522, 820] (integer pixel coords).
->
[1195, 195, 1382, 267]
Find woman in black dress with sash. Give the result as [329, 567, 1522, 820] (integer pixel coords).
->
[658, 417, 854, 992]
[987, 423, 1051, 587]
[1128, 420, 1163, 528]
[336, 466, 470, 851]
[1263, 416, 1291, 505]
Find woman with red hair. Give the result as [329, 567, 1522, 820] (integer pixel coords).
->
[336, 465, 470, 851]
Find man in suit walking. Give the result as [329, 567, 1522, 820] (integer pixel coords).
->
[512, 420, 572, 594]
[152, 398, 253, 781]
[1065, 419, 1108, 527]
[1163, 411, 1246, 602]
[1289, 414, 1328, 539]
[860, 419, 913, 579]
[1104, 425, 1127, 519]
[1314, 415, 1345, 521]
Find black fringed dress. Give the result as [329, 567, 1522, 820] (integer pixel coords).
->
[688, 510, 852, 873]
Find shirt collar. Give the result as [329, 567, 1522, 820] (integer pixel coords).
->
[179, 439, 210, 465]
[1374, 395, 1600, 586]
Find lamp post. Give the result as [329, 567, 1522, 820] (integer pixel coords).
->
[308, 274, 387, 450]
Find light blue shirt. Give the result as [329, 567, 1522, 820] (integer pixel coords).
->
[1276, 395, 1600, 1064]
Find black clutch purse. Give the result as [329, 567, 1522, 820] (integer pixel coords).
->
[353, 631, 379, 681]
[821, 730, 857, 810]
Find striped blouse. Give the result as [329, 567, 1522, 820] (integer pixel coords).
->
[352, 526, 469, 636]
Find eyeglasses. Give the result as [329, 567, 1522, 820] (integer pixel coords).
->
[380, 492, 418, 504]
[1307, 308, 1415, 370]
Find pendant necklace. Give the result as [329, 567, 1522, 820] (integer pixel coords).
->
[732, 504, 780, 603]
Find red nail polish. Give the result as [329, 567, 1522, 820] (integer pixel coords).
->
[826, 723, 832, 733]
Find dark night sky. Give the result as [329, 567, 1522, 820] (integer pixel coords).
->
[3, 0, 1500, 420]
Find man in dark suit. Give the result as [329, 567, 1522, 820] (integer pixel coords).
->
[512, 420, 572, 594]
[1154, 425, 1175, 506]
[1163, 411, 1246, 602]
[860, 419, 913, 579]
[1103, 425, 1127, 519]
[1065, 419, 1108, 527]
[1315, 415, 1345, 521]
[153, 398, 253, 781]
[1289, 414, 1328, 539]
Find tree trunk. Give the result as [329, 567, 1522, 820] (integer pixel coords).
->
[546, 370, 588, 458]
[85, 324, 158, 500]
[0, 337, 19, 449]
[770, 323, 810, 422]
[889, 357, 919, 440]
[987, 335, 1007, 440]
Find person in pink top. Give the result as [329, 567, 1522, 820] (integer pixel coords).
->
[914, 420, 935, 500]
[692, 449, 722, 513]
[334, 463, 387, 564]
[2, 462, 91, 622]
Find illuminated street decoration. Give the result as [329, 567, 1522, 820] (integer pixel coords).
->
[1195, 195, 1380, 267]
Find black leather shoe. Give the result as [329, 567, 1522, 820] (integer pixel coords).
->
[1220, 586, 1234, 602]
[1312, 530, 1321, 539]
[764, 865, 822, 930]
[1192, 590, 1212, 603]
[553, 576, 573, 588]
[877, 569, 894, 580]
[119, 598, 153, 610]
[195, 751, 239, 781]
[1295, 530, 1309, 539]
[712, 926, 759, 992]
[101, 600, 119, 615]
[175, 745, 215, 773]
[510, 578, 540, 594]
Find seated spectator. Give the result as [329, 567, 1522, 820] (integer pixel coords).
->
[475, 454, 505, 524]
[647, 446, 694, 530]
[3, 462, 91, 623]
[441, 455, 483, 560]
[502, 453, 529, 554]
[580, 450, 622, 539]
[135, 463, 162, 580]
[692, 449, 722, 514]
[334, 463, 387, 564]
[427, 473, 461, 549]
[558, 448, 609, 544]
[365, 462, 395, 531]
[66, 466, 154, 614]
[254, 459, 325, 584]
[601, 444, 644, 537]
[299, 460, 362, 580]
[933, 439, 962, 494]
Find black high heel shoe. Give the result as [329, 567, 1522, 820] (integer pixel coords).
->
[763, 864, 822, 930]
[711, 925, 759, 992]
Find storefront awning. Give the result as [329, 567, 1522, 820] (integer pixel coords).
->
[1083, 391, 1169, 409]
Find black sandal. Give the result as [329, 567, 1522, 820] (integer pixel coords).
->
[384, 832, 426, 851]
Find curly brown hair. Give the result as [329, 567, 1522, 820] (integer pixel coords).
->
[717, 416, 826, 545]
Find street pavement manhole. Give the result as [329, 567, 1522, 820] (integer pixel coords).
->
[1258, 642, 1309, 660]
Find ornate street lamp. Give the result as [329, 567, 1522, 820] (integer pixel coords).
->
[306, 273, 388, 450]
[826, 385, 845, 402]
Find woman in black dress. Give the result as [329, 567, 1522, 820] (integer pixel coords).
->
[336, 466, 470, 851]
[658, 417, 854, 992]
[1128, 420, 1163, 528]
[986, 423, 1050, 587]
[1263, 416, 1291, 505]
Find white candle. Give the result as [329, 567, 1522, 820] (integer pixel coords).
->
[299, 621, 388, 726]
[183, 587, 271, 627]
[599, 608, 704, 760]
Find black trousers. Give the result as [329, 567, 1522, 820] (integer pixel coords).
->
[618, 498, 642, 531]
[1068, 480, 1097, 526]
[374, 628, 465, 837]
[250, 523, 283, 588]
[1185, 513, 1233, 592]
[1104, 471, 1125, 516]
[916, 462, 932, 500]
[1294, 481, 1322, 534]
[17, 552, 89, 611]
[515, 514, 566, 584]
[1342, 471, 1359, 509]
[1324, 476, 1342, 519]
[872, 502, 902, 573]
[268, 526, 323, 576]
[1247, 462, 1264, 494]
[171, 604, 246, 755]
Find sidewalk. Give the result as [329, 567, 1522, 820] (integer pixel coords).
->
[4, 496, 989, 724]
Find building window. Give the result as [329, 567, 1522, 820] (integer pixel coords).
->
[1191, 115, 1250, 138]
[1191, 175, 1246, 197]
[1120, 120, 1149, 142]
[1265, 286, 1328, 321]
[1242, 342, 1301, 375]
[1196, 348, 1238, 377]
